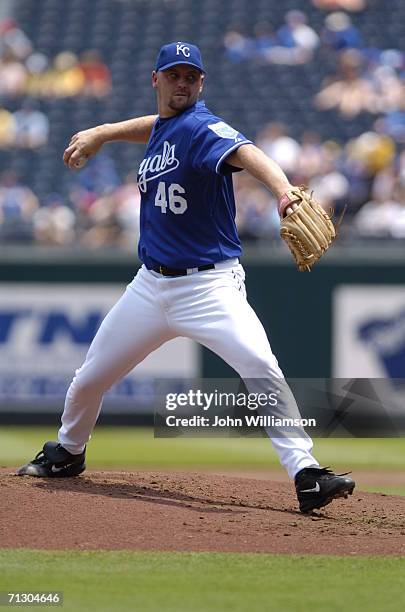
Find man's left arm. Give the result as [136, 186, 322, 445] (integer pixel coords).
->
[228, 143, 338, 272]
[226, 143, 296, 215]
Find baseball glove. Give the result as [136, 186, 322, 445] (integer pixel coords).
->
[279, 186, 338, 272]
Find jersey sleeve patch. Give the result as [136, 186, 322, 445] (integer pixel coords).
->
[208, 121, 241, 141]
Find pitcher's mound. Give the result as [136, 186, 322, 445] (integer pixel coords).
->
[1, 469, 404, 555]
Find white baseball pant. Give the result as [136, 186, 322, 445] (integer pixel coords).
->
[58, 258, 319, 478]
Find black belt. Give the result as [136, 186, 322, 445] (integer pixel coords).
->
[152, 263, 215, 277]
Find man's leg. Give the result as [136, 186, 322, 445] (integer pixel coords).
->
[168, 261, 317, 478]
[59, 269, 175, 453]
[18, 267, 176, 474]
[168, 261, 355, 512]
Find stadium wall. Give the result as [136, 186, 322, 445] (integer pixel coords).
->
[1, 249, 404, 422]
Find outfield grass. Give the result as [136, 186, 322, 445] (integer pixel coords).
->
[0, 550, 404, 612]
[0, 426, 404, 471]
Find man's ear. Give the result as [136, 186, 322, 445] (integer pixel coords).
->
[199, 75, 205, 93]
[152, 70, 158, 88]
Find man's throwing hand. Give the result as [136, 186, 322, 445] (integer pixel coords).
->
[63, 126, 106, 170]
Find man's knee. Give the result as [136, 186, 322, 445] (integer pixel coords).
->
[241, 353, 283, 379]
[67, 367, 109, 400]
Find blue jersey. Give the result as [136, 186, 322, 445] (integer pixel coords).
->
[137, 101, 252, 269]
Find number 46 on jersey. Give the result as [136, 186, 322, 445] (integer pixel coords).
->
[154, 181, 188, 214]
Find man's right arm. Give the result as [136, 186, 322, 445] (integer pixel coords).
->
[63, 115, 158, 169]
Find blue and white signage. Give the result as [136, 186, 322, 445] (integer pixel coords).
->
[0, 284, 197, 410]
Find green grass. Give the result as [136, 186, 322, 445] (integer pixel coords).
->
[1, 426, 404, 471]
[360, 485, 405, 496]
[0, 550, 404, 612]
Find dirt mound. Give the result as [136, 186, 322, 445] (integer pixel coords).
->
[1, 468, 404, 555]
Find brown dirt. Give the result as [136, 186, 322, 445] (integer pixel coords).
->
[207, 468, 405, 489]
[1, 468, 405, 555]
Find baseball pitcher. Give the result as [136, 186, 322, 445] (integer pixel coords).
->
[18, 42, 354, 514]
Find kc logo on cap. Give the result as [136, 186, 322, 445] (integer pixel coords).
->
[155, 42, 205, 73]
[176, 43, 190, 57]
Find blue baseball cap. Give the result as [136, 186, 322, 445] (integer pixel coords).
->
[155, 42, 205, 73]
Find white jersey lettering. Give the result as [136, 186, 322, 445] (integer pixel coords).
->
[138, 141, 180, 193]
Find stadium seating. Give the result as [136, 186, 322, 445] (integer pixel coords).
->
[1, 0, 403, 204]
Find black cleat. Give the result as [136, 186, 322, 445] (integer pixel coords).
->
[17, 441, 86, 478]
[295, 466, 355, 514]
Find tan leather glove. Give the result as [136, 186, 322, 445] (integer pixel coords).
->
[279, 187, 337, 272]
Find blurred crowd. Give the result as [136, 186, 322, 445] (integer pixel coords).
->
[0, 18, 111, 99]
[0, 18, 111, 150]
[0, 98, 49, 149]
[237, 122, 405, 241]
[222, 2, 404, 242]
[223, 8, 372, 66]
[0, 3, 404, 248]
[0, 157, 140, 249]
[223, 8, 404, 120]
[2, 121, 403, 247]
[314, 47, 404, 120]
[224, 12, 317, 67]
[312, 0, 368, 9]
